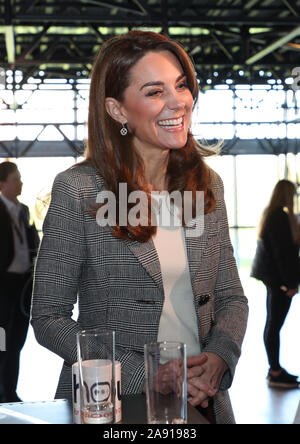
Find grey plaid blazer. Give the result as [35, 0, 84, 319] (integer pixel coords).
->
[31, 163, 248, 425]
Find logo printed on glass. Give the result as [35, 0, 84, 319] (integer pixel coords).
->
[90, 382, 110, 403]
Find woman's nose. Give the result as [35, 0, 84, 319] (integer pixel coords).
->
[166, 91, 185, 111]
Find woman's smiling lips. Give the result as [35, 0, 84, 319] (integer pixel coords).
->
[157, 116, 185, 132]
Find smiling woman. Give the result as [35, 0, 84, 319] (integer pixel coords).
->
[105, 51, 193, 156]
[31, 31, 248, 425]
[85, 31, 216, 242]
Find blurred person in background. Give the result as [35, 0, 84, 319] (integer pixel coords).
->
[251, 179, 300, 389]
[0, 161, 39, 402]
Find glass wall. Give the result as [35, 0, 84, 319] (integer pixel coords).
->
[1, 72, 299, 144]
[206, 153, 300, 275]
[3, 152, 297, 275]
[0, 75, 89, 143]
[193, 84, 300, 141]
[1, 73, 300, 273]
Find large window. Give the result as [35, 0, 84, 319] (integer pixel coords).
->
[6, 152, 298, 271]
[206, 153, 300, 272]
[0, 75, 89, 143]
[192, 84, 300, 141]
[0, 72, 299, 145]
[13, 156, 80, 231]
[1, 72, 300, 272]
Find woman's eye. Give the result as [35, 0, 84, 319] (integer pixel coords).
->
[146, 90, 162, 97]
[178, 82, 188, 89]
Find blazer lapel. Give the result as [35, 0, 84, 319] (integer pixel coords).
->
[126, 211, 216, 299]
[92, 172, 164, 296]
[184, 211, 218, 288]
[124, 237, 164, 297]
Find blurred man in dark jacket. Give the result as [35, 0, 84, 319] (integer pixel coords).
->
[0, 161, 40, 402]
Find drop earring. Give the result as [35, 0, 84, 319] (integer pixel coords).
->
[120, 123, 128, 136]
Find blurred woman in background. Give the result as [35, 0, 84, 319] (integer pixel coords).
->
[251, 179, 300, 388]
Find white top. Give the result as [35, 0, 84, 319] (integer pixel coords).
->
[0, 194, 31, 273]
[152, 194, 201, 358]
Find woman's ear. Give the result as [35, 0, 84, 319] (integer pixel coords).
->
[105, 97, 127, 124]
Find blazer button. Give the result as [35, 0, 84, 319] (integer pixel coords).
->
[198, 294, 210, 306]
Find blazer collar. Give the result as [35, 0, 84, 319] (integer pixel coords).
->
[93, 172, 217, 295]
[0, 194, 21, 217]
[124, 236, 164, 296]
[93, 174, 164, 295]
[184, 211, 217, 284]
[124, 211, 217, 297]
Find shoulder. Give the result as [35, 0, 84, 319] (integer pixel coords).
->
[208, 167, 223, 192]
[0, 198, 7, 212]
[264, 209, 291, 236]
[19, 199, 29, 210]
[206, 166, 224, 210]
[20, 203, 30, 217]
[0, 197, 11, 216]
[273, 207, 288, 217]
[55, 162, 104, 186]
[52, 163, 105, 198]
[268, 208, 289, 224]
[0, 199, 9, 222]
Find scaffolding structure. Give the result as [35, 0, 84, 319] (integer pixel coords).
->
[0, 0, 300, 157]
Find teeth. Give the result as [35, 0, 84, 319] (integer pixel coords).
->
[158, 117, 183, 127]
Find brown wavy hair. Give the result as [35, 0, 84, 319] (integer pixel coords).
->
[84, 31, 216, 242]
[259, 179, 299, 242]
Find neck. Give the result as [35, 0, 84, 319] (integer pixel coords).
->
[136, 145, 170, 192]
[1, 192, 19, 205]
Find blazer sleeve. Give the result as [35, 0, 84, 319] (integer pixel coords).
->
[31, 171, 86, 365]
[203, 174, 249, 391]
[31, 170, 146, 394]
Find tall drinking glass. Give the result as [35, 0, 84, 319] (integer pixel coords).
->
[76, 329, 115, 424]
[144, 341, 187, 424]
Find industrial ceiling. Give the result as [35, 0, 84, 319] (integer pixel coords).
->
[0, 0, 300, 157]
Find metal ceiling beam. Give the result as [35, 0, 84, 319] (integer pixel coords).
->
[3, 0, 15, 64]
[0, 141, 13, 157]
[4, 25, 15, 63]
[16, 0, 40, 16]
[130, 0, 154, 15]
[8, 14, 300, 26]
[78, 0, 148, 16]
[2, 139, 300, 158]
[0, 0, 299, 86]
[281, 0, 299, 16]
[0, 59, 297, 70]
[210, 31, 234, 61]
[16, 25, 51, 62]
[244, 0, 262, 10]
[246, 26, 300, 64]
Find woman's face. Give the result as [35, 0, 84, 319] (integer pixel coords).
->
[118, 50, 194, 156]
